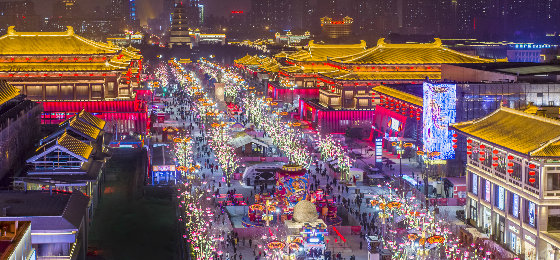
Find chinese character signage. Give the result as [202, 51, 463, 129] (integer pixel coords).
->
[422, 82, 456, 160]
[375, 138, 382, 163]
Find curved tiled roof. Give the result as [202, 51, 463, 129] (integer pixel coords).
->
[452, 107, 560, 156]
[68, 117, 101, 139]
[287, 40, 367, 62]
[332, 38, 506, 65]
[78, 109, 106, 130]
[0, 62, 128, 72]
[57, 131, 93, 159]
[0, 26, 120, 55]
[0, 80, 19, 106]
[320, 71, 441, 81]
[372, 85, 423, 107]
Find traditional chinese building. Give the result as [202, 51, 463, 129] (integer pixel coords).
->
[0, 26, 146, 134]
[14, 110, 109, 219]
[452, 107, 560, 260]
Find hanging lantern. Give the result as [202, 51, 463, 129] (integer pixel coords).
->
[452, 133, 458, 138]
[507, 162, 514, 167]
[508, 155, 514, 160]
[480, 144, 485, 149]
[492, 162, 498, 167]
[529, 178, 536, 184]
[467, 151, 472, 155]
[467, 145, 472, 149]
[479, 157, 485, 161]
[529, 164, 536, 169]
[467, 139, 473, 144]
[507, 169, 514, 173]
[452, 139, 458, 143]
[453, 144, 457, 149]
[493, 150, 499, 154]
[529, 171, 536, 176]
[479, 151, 485, 155]
[492, 157, 498, 160]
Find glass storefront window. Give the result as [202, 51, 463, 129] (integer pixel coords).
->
[525, 200, 537, 227]
[494, 185, 505, 210]
[471, 173, 478, 195]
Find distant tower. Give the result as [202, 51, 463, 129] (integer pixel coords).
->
[169, 1, 192, 48]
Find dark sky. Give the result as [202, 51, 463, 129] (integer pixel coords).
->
[11, 0, 251, 25]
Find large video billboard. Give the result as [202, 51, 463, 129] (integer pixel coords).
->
[422, 82, 456, 160]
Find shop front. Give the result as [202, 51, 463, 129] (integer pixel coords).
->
[480, 205, 492, 235]
[507, 222, 522, 255]
[523, 231, 537, 260]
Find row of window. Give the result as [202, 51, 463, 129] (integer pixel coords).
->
[470, 173, 536, 227]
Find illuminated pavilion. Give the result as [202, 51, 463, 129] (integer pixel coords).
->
[0, 26, 147, 134]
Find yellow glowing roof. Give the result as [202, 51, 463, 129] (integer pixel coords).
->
[0, 80, 19, 106]
[57, 131, 93, 159]
[372, 85, 423, 107]
[0, 26, 121, 55]
[287, 40, 367, 62]
[0, 62, 128, 72]
[320, 70, 441, 82]
[274, 51, 290, 58]
[333, 38, 506, 64]
[452, 107, 560, 156]
[235, 55, 261, 66]
[281, 65, 337, 74]
[69, 116, 101, 139]
[78, 109, 106, 130]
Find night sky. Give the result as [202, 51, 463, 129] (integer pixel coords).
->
[10, 0, 251, 24]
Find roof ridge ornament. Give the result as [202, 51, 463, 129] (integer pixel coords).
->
[433, 38, 442, 47]
[7, 26, 15, 35]
[377, 38, 385, 47]
[66, 26, 74, 36]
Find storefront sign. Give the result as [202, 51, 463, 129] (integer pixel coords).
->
[512, 193, 519, 218]
[508, 225, 519, 234]
[524, 234, 536, 244]
[375, 138, 382, 163]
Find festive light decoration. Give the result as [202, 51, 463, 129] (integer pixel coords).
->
[241, 94, 311, 167]
[422, 82, 456, 160]
[316, 134, 353, 181]
[209, 125, 239, 185]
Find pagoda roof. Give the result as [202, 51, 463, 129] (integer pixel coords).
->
[372, 85, 423, 107]
[0, 26, 121, 55]
[332, 38, 506, 65]
[0, 62, 129, 72]
[77, 109, 106, 130]
[30, 131, 93, 162]
[320, 70, 441, 82]
[234, 54, 261, 66]
[451, 107, 560, 157]
[281, 65, 336, 74]
[286, 40, 367, 62]
[0, 80, 19, 106]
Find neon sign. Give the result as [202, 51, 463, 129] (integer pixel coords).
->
[422, 82, 456, 160]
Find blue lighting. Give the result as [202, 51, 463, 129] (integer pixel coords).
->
[422, 82, 456, 160]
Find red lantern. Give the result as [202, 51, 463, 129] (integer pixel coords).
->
[452, 144, 457, 149]
[467, 145, 472, 149]
[480, 144, 485, 149]
[493, 150, 499, 154]
[492, 157, 498, 160]
[529, 171, 536, 176]
[508, 155, 514, 160]
[507, 162, 514, 167]
[467, 151, 472, 155]
[529, 164, 535, 169]
[480, 151, 485, 155]
[467, 139, 473, 144]
[507, 169, 514, 173]
[492, 163, 498, 167]
[529, 178, 536, 184]
[479, 157, 485, 161]
[452, 139, 458, 143]
[452, 133, 457, 138]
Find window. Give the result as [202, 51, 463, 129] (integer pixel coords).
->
[525, 200, 537, 227]
[471, 173, 478, 195]
[548, 172, 560, 190]
[494, 185, 505, 210]
[510, 193, 520, 218]
[484, 179, 491, 202]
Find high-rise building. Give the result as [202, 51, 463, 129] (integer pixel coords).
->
[169, 1, 191, 47]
